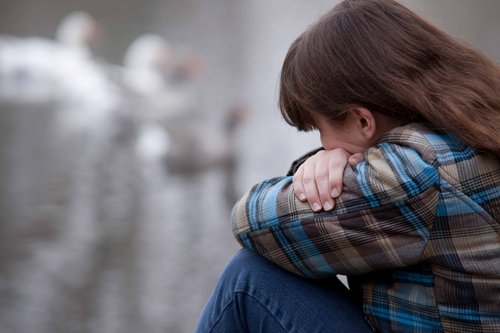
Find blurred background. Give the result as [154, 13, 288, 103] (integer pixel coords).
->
[0, 0, 499, 332]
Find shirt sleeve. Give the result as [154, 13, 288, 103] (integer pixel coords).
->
[231, 142, 440, 279]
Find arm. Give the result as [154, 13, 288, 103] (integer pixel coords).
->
[232, 142, 440, 279]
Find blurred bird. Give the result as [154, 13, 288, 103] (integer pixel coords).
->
[121, 33, 206, 124]
[55, 11, 101, 57]
[135, 122, 171, 161]
[164, 104, 250, 207]
[123, 34, 174, 95]
[121, 33, 209, 161]
[0, 10, 119, 133]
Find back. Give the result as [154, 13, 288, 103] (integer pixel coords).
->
[361, 125, 500, 332]
[429, 132, 499, 332]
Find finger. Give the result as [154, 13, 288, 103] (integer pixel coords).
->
[302, 159, 322, 212]
[348, 153, 364, 166]
[328, 149, 350, 199]
[292, 166, 307, 201]
[315, 152, 334, 211]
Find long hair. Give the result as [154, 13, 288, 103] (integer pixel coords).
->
[279, 0, 500, 155]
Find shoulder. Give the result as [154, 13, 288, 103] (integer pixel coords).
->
[341, 124, 443, 207]
[374, 122, 481, 167]
[369, 123, 499, 211]
[361, 123, 445, 179]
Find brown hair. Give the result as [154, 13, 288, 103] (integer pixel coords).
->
[279, 0, 500, 155]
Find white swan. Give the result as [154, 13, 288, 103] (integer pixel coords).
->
[55, 11, 100, 58]
[123, 34, 173, 94]
[0, 11, 121, 134]
[122, 34, 193, 123]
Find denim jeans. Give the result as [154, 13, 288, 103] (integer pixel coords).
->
[196, 248, 374, 333]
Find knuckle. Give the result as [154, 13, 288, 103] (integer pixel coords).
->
[329, 156, 348, 167]
[329, 181, 342, 190]
[320, 193, 331, 202]
[315, 174, 329, 183]
[329, 175, 342, 184]
[315, 169, 329, 178]
[303, 176, 314, 184]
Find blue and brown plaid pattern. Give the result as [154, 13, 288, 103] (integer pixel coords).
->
[232, 123, 500, 332]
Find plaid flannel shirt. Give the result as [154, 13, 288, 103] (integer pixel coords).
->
[232, 123, 500, 333]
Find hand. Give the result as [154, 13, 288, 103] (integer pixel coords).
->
[292, 149, 363, 212]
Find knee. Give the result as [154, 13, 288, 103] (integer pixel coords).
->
[221, 248, 266, 281]
[195, 249, 273, 332]
[225, 248, 266, 271]
[218, 248, 280, 293]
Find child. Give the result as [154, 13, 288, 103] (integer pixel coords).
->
[197, 0, 500, 331]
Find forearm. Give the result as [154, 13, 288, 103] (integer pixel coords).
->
[232, 176, 333, 278]
[231, 142, 440, 278]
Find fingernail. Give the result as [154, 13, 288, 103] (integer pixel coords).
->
[331, 188, 339, 198]
[312, 202, 321, 212]
[299, 192, 306, 201]
[323, 201, 333, 211]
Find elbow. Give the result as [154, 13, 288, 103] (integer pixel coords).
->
[230, 197, 251, 247]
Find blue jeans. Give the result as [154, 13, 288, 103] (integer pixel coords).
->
[196, 248, 374, 333]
